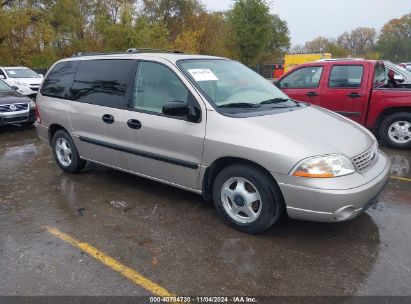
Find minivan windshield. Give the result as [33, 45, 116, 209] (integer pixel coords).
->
[178, 59, 297, 111]
[5, 68, 40, 78]
[0, 80, 12, 91]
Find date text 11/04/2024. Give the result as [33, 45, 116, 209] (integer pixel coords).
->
[149, 296, 257, 303]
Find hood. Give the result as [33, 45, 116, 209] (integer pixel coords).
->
[0, 90, 32, 105]
[7, 77, 42, 85]
[246, 106, 374, 158]
[205, 105, 375, 175]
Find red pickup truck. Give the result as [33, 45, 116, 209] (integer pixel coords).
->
[276, 59, 411, 149]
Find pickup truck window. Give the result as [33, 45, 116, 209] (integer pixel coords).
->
[374, 63, 387, 87]
[279, 66, 323, 89]
[329, 65, 364, 88]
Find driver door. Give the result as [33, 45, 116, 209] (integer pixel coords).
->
[119, 60, 206, 191]
[277, 66, 324, 104]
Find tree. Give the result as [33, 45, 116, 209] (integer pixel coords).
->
[227, 0, 289, 65]
[141, 0, 204, 39]
[337, 27, 377, 56]
[0, 0, 289, 67]
[304, 36, 348, 57]
[264, 15, 290, 57]
[377, 13, 411, 62]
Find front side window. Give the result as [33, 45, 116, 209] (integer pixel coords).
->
[279, 66, 323, 89]
[70, 60, 132, 108]
[132, 61, 189, 113]
[5, 68, 40, 78]
[178, 59, 296, 113]
[329, 65, 364, 88]
[41, 61, 79, 98]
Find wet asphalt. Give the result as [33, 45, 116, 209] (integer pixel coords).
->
[0, 125, 410, 297]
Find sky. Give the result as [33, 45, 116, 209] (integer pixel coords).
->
[203, 0, 411, 46]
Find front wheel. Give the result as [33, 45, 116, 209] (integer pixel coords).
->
[380, 112, 411, 149]
[212, 164, 283, 234]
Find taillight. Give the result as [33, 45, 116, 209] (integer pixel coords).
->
[35, 102, 41, 123]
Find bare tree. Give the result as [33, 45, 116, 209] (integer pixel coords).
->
[337, 27, 376, 55]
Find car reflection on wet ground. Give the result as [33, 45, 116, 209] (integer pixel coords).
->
[0, 125, 410, 297]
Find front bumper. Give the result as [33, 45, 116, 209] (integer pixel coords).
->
[274, 151, 391, 222]
[0, 108, 36, 125]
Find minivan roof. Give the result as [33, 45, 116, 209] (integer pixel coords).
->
[60, 52, 227, 64]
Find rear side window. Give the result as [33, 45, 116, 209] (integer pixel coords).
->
[329, 65, 364, 88]
[70, 60, 133, 108]
[373, 64, 387, 87]
[40, 61, 79, 98]
[279, 66, 323, 89]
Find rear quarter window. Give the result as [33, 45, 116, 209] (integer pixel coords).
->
[70, 59, 133, 108]
[40, 61, 79, 98]
[329, 65, 364, 88]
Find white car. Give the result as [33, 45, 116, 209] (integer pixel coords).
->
[0, 67, 43, 97]
[384, 61, 411, 83]
[398, 62, 411, 72]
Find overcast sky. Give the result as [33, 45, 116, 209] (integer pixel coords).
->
[203, 0, 411, 46]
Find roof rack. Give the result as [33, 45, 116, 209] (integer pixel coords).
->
[72, 48, 184, 57]
[126, 48, 184, 54]
[316, 58, 364, 62]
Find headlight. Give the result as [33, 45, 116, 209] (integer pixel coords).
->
[292, 155, 355, 178]
[29, 100, 36, 109]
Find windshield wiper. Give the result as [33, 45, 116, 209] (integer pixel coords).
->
[259, 98, 291, 105]
[218, 102, 260, 108]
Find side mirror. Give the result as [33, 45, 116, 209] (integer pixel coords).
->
[0, 75, 5, 79]
[162, 101, 200, 122]
[39, 74, 43, 78]
[394, 75, 405, 83]
[11, 86, 18, 90]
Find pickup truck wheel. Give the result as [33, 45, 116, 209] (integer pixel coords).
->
[52, 130, 86, 173]
[212, 164, 283, 234]
[380, 112, 411, 149]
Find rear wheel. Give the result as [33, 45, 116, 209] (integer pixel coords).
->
[380, 112, 411, 149]
[212, 164, 283, 234]
[52, 130, 86, 173]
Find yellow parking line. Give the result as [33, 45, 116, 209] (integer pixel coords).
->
[44, 226, 174, 297]
[390, 176, 411, 182]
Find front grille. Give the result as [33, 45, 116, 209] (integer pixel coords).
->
[352, 143, 378, 172]
[3, 116, 28, 123]
[0, 103, 28, 112]
[30, 87, 39, 91]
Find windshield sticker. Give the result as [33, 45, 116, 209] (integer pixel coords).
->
[8, 71, 16, 75]
[188, 69, 219, 81]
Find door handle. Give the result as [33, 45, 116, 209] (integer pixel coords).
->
[127, 119, 142, 129]
[102, 114, 114, 124]
[306, 91, 319, 97]
[347, 92, 362, 98]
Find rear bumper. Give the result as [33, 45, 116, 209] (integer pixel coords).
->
[276, 151, 391, 222]
[35, 123, 49, 143]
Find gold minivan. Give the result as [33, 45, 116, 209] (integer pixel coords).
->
[36, 50, 390, 234]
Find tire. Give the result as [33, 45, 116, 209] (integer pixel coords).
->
[212, 164, 283, 234]
[380, 112, 411, 149]
[52, 130, 86, 173]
